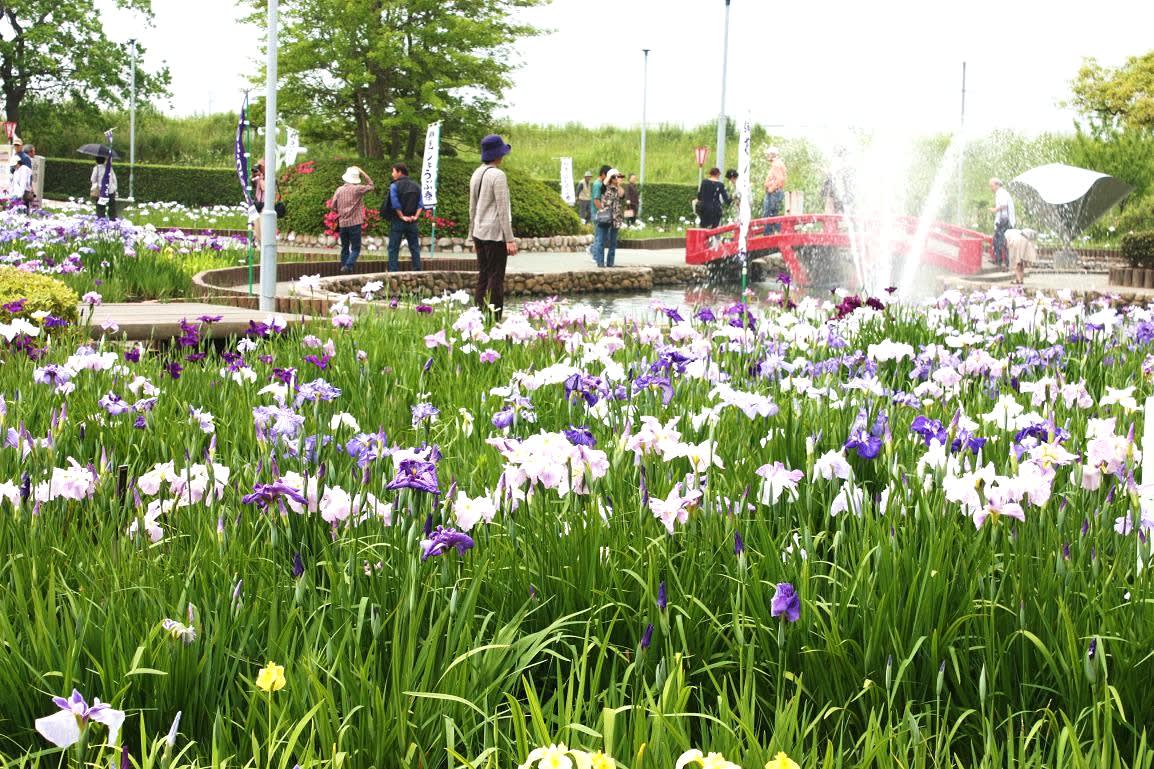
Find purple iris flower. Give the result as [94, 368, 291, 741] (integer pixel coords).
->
[291, 552, 305, 578]
[771, 582, 801, 622]
[185, 352, 207, 363]
[662, 307, 684, 323]
[98, 393, 131, 416]
[415, 304, 433, 314]
[296, 378, 342, 405]
[734, 530, 745, 556]
[564, 426, 596, 447]
[304, 353, 331, 370]
[910, 416, 948, 446]
[491, 407, 516, 430]
[695, 307, 716, 323]
[657, 581, 667, 610]
[640, 623, 654, 650]
[633, 374, 674, 405]
[165, 362, 183, 380]
[124, 346, 141, 363]
[43, 315, 69, 329]
[198, 315, 223, 324]
[387, 459, 440, 494]
[246, 320, 271, 338]
[845, 428, 883, 460]
[421, 526, 475, 561]
[241, 482, 308, 509]
[777, 271, 792, 287]
[3, 298, 26, 314]
[411, 402, 440, 426]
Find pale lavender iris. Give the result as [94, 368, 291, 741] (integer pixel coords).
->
[98, 393, 131, 416]
[387, 459, 440, 494]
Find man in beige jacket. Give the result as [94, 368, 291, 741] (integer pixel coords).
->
[468, 134, 518, 318]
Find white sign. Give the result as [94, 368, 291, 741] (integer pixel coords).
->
[559, 157, 576, 205]
[736, 114, 753, 262]
[281, 126, 307, 167]
[420, 122, 441, 208]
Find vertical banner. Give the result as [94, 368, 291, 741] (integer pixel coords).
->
[235, 97, 252, 207]
[736, 114, 753, 265]
[420, 122, 441, 208]
[559, 157, 576, 205]
[2, 122, 16, 141]
[282, 126, 306, 166]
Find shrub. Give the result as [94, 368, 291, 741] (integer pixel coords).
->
[277, 158, 582, 239]
[44, 158, 240, 207]
[1121, 231, 1154, 268]
[1117, 194, 1154, 236]
[0, 268, 80, 322]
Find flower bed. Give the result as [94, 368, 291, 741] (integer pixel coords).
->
[0, 286, 1153, 768]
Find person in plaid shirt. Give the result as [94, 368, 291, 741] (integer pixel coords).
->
[331, 166, 375, 272]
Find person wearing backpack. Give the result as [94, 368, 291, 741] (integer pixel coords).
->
[384, 162, 424, 272]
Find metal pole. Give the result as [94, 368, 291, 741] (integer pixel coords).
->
[260, 0, 279, 313]
[129, 38, 136, 203]
[956, 61, 966, 225]
[715, 0, 731, 174]
[640, 48, 649, 218]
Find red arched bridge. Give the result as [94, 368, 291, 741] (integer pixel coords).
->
[685, 214, 991, 285]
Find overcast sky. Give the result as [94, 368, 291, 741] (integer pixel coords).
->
[104, 0, 1151, 136]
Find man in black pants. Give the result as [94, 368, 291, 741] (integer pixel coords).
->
[384, 163, 423, 272]
[468, 134, 518, 319]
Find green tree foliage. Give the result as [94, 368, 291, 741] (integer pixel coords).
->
[1069, 51, 1154, 132]
[254, 0, 546, 160]
[0, 0, 169, 125]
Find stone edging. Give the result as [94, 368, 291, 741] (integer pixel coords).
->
[321, 265, 708, 298]
[279, 232, 595, 253]
[1108, 266, 1154, 289]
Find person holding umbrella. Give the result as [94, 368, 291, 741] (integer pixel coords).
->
[78, 142, 120, 220]
[90, 157, 118, 220]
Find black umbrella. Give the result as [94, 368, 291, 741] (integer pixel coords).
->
[76, 144, 121, 160]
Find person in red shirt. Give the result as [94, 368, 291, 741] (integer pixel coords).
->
[331, 166, 375, 272]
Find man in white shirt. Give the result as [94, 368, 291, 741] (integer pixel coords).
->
[988, 177, 1015, 269]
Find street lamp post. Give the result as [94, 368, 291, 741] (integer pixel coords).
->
[260, 0, 279, 312]
[640, 48, 650, 218]
[129, 38, 136, 202]
[716, 0, 732, 174]
[956, 61, 966, 225]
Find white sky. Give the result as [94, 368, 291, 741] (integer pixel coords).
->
[104, 0, 1152, 135]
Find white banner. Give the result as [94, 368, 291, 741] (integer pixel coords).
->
[420, 122, 441, 208]
[559, 157, 576, 205]
[736, 114, 753, 262]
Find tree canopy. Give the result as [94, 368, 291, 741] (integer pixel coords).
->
[252, 0, 546, 160]
[1069, 51, 1154, 132]
[0, 1, 169, 127]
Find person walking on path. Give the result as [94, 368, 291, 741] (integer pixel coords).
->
[331, 166, 375, 273]
[468, 134, 518, 319]
[989, 177, 1015, 270]
[384, 162, 423, 272]
[624, 173, 640, 226]
[696, 167, 731, 230]
[90, 156, 118, 220]
[762, 146, 787, 234]
[9, 159, 32, 212]
[594, 169, 625, 268]
[576, 171, 593, 223]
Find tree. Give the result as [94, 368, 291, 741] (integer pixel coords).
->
[253, 0, 546, 160]
[0, 0, 169, 126]
[1069, 52, 1154, 133]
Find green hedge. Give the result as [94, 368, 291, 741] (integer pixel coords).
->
[1122, 231, 1154, 269]
[0, 268, 79, 322]
[546, 179, 703, 226]
[277, 158, 582, 238]
[44, 157, 240, 207]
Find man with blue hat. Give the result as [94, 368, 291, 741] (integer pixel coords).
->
[468, 134, 518, 319]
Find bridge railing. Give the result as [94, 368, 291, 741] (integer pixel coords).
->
[686, 214, 991, 277]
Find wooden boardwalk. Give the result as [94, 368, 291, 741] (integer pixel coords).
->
[84, 303, 313, 341]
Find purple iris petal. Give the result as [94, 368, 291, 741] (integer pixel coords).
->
[771, 582, 801, 623]
[421, 526, 474, 561]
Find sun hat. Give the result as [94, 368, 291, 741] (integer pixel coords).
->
[765, 146, 780, 157]
[12, 136, 22, 145]
[584, 170, 593, 177]
[605, 168, 621, 180]
[480, 134, 512, 163]
[341, 166, 362, 184]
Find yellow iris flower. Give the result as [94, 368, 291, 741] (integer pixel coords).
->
[255, 661, 286, 692]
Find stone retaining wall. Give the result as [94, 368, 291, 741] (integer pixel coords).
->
[323, 265, 709, 298]
[279, 232, 594, 253]
[1108, 266, 1154, 289]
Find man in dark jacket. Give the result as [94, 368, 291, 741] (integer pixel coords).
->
[383, 162, 423, 272]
